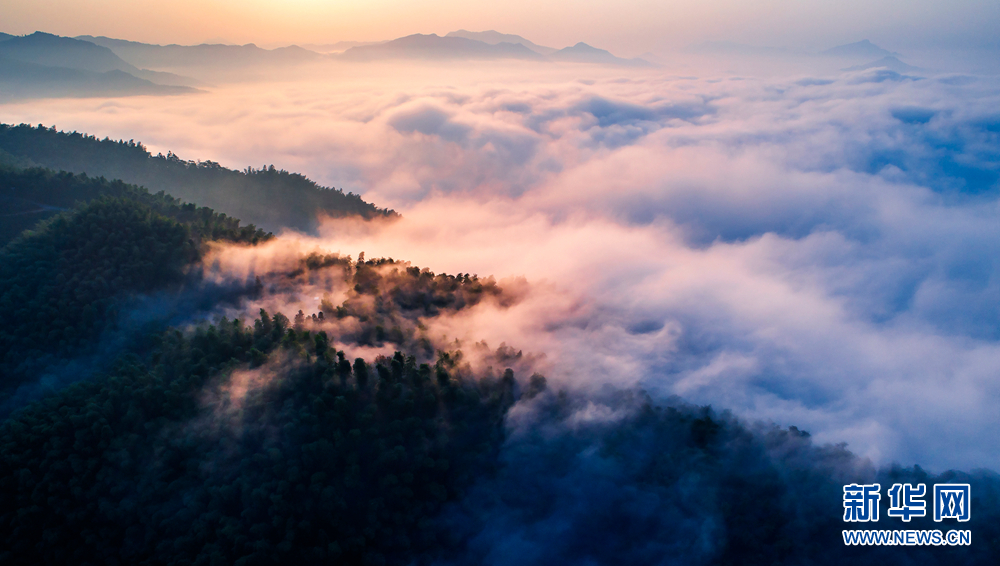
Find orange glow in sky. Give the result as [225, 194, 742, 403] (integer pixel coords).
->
[1, 0, 997, 54]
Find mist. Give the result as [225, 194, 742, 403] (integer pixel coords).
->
[3, 53, 999, 472]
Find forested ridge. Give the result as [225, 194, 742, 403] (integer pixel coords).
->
[0, 167, 270, 405]
[0, 166, 269, 245]
[0, 123, 395, 234]
[0, 187, 525, 563]
[2, 165, 999, 565]
[0, 315, 517, 565]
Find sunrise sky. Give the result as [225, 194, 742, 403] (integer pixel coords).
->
[1, 0, 998, 55]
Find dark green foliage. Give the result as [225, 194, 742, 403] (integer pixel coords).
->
[0, 165, 271, 246]
[0, 180, 270, 398]
[438, 392, 1000, 566]
[271, 253, 506, 359]
[0, 312, 515, 566]
[0, 123, 395, 234]
[2, 152, 999, 565]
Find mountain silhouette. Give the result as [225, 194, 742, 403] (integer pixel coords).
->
[822, 39, 901, 60]
[0, 32, 199, 87]
[445, 30, 557, 55]
[339, 34, 545, 61]
[299, 40, 382, 53]
[843, 55, 920, 73]
[76, 35, 322, 71]
[0, 57, 195, 101]
[551, 42, 653, 66]
[0, 32, 202, 99]
[0, 32, 140, 74]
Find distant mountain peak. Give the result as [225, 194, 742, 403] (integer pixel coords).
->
[340, 33, 545, 61]
[822, 39, 901, 60]
[445, 30, 557, 55]
[842, 55, 920, 73]
[551, 42, 653, 67]
[0, 32, 140, 74]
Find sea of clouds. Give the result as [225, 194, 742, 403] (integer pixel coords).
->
[3, 57, 999, 469]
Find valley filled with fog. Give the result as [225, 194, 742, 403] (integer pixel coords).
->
[5, 46, 997, 469]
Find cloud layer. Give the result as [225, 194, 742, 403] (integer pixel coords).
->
[3, 58, 1000, 469]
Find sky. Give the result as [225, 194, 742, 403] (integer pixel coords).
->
[1, 0, 998, 55]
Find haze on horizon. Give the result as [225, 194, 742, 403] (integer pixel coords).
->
[1, 0, 998, 56]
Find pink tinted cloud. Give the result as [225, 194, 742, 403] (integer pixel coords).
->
[5, 59, 1000, 468]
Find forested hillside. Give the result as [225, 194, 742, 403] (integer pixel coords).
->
[0, 123, 394, 233]
[0, 319, 517, 565]
[0, 166, 265, 245]
[0, 187, 523, 563]
[1, 163, 999, 566]
[0, 168, 270, 406]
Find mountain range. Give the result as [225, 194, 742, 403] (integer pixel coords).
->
[299, 40, 381, 53]
[338, 33, 545, 61]
[0, 58, 193, 101]
[77, 30, 654, 67]
[0, 32, 198, 86]
[446, 29, 558, 55]
[0, 33, 198, 100]
[0, 31, 926, 102]
[0, 30, 659, 100]
[76, 35, 324, 71]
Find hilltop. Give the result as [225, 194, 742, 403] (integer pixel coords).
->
[0, 123, 394, 236]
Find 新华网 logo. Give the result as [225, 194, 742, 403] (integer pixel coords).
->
[841, 482, 972, 546]
[844, 483, 881, 522]
[888, 483, 927, 521]
[934, 484, 971, 522]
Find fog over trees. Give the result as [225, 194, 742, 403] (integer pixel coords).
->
[1, 126, 998, 565]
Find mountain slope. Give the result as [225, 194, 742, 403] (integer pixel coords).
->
[76, 35, 322, 71]
[445, 29, 557, 55]
[0, 298, 516, 565]
[0, 32, 138, 73]
[299, 40, 382, 53]
[339, 33, 544, 61]
[822, 39, 900, 60]
[0, 123, 394, 234]
[0, 168, 271, 405]
[843, 56, 921, 73]
[0, 32, 201, 92]
[0, 57, 195, 101]
[0, 213, 518, 564]
[550, 42, 653, 67]
[0, 162, 999, 564]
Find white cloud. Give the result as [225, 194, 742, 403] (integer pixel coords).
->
[4, 58, 1000, 468]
